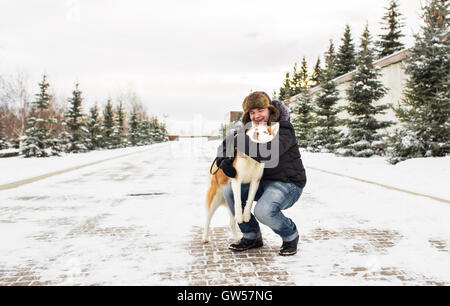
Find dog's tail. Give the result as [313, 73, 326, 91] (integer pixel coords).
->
[206, 163, 230, 208]
[204, 168, 229, 243]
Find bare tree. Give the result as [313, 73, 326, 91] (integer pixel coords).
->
[115, 83, 147, 118]
[0, 71, 31, 141]
[0, 72, 67, 145]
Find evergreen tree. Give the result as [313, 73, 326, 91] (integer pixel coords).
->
[310, 40, 342, 152]
[291, 57, 310, 96]
[310, 57, 323, 87]
[0, 114, 7, 150]
[86, 104, 102, 150]
[341, 24, 393, 157]
[291, 63, 301, 96]
[58, 131, 71, 153]
[298, 57, 310, 91]
[112, 100, 126, 148]
[289, 91, 315, 148]
[64, 82, 87, 153]
[158, 122, 169, 142]
[271, 89, 278, 100]
[138, 118, 152, 145]
[21, 75, 61, 157]
[128, 110, 140, 146]
[279, 72, 294, 101]
[101, 99, 115, 149]
[389, 0, 449, 163]
[376, 0, 406, 59]
[324, 39, 337, 79]
[336, 24, 357, 76]
[221, 112, 242, 139]
[148, 116, 169, 143]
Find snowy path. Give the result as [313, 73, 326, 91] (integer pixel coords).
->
[0, 139, 448, 285]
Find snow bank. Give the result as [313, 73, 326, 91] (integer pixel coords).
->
[301, 151, 449, 201]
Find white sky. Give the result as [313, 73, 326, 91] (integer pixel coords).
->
[0, 0, 424, 135]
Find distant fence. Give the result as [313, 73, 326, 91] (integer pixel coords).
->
[168, 135, 221, 141]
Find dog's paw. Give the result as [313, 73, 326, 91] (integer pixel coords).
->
[243, 211, 251, 222]
[202, 233, 210, 243]
[235, 215, 244, 224]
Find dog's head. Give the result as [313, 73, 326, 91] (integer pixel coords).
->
[247, 124, 276, 143]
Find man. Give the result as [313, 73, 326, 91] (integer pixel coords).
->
[216, 91, 307, 256]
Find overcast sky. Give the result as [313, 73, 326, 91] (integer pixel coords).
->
[0, 0, 424, 135]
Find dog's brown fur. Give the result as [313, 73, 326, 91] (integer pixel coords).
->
[206, 159, 234, 210]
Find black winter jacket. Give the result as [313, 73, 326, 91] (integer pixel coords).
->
[217, 121, 307, 188]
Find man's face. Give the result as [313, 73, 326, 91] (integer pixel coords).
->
[249, 108, 270, 125]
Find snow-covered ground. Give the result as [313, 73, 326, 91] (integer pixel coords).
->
[0, 143, 168, 186]
[301, 151, 450, 201]
[0, 139, 448, 285]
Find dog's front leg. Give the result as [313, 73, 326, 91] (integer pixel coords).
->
[243, 180, 259, 222]
[231, 179, 244, 224]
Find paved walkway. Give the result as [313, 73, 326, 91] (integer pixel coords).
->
[0, 140, 448, 286]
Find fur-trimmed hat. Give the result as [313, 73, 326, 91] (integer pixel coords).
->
[241, 91, 280, 125]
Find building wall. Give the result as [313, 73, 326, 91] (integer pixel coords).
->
[334, 60, 408, 131]
[287, 49, 411, 132]
[229, 111, 242, 123]
[223, 111, 243, 124]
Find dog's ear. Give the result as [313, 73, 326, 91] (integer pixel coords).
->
[267, 125, 272, 135]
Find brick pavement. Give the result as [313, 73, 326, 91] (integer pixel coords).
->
[0, 263, 50, 286]
[180, 227, 295, 286]
[0, 224, 448, 286]
[0, 226, 294, 286]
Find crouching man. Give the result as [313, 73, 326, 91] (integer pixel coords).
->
[216, 91, 307, 256]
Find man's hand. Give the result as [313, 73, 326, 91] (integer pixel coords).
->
[216, 158, 237, 178]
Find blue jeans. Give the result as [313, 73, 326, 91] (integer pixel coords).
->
[223, 180, 303, 242]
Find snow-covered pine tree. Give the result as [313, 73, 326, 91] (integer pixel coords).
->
[376, 0, 405, 59]
[221, 112, 242, 139]
[58, 130, 70, 153]
[291, 63, 301, 96]
[310, 57, 323, 87]
[138, 118, 152, 145]
[86, 104, 102, 150]
[158, 122, 169, 143]
[336, 24, 357, 77]
[341, 24, 393, 157]
[0, 113, 6, 150]
[279, 73, 294, 101]
[148, 116, 166, 143]
[310, 40, 342, 152]
[298, 57, 310, 92]
[291, 57, 310, 96]
[289, 90, 315, 149]
[112, 100, 126, 148]
[0, 107, 12, 150]
[389, 0, 449, 163]
[21, 75, 61, 157]
[127, 110, 140, 146]
[64, 83, 87, 153]
[271, 89, 278, 100]
[324, 39, 337, 79]
[101, 99, 115, 149]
